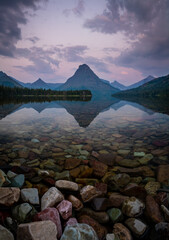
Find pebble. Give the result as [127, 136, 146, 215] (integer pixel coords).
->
[0, 187, 20, 206]
[125, 218, 147, 237]
[67, 195, 83, 211]
[41, 187, 64, 211]
[107, 208, 123, 223]
[10, 174, 25, 188]
[78, 208, 109, 224]
[146, 195, 164, 223]
[31, 139, 40, 143]
[0, 224, 14, 240]
[80, 185, 102, 203]
[113, 223, 132, 240]
[21, 188, 39, 205]
[55, 180, 78, 191]
[57, 200, 72, 220]
[157, 165, 169, 184]
[17, 220, 57, 240]
[12, 203, 37, 223]
[122, 197, 145, 217]
[161, 205, 169, 222]
[109, 192, 129, 208]
[145, 181, 161, 195]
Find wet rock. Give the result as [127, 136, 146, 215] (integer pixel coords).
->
[55, 171, 70, 181]
[17, 220, 57, 240]
[12, 203, 37, 223]
[7, 171, 17, 179]
[80, 185, 102, 203]
[78, 215, 107, 240]
[118, 166, 154, 177]
[153, 140, 168, 147]
[122, 197, 145, 217]
[146, 195, 164, 223]
[67, 195, 83, 211]
[65, 217, 78, 226]
[134, 152, 145, 157]
[65, 158, 81, 170]
[161, 205, 169, 222]
[60, 223, 99, 240]
[55, 180, 78, 191]
[116, 158, 140, 168]
[34, 207, 62, 238]
[107, 208, 123, 223]
[113, 223, 132, 240]
[41, 187, 64, 211]
[111, 173, 131, 190]
[0, 170, 10, 187]
[145, 182, 161, 195]
[89, 159, 108, 177]
[0, 224, 14, 240]
[78, 208, 109, 224]
[138, 154, 153, 165]
[154, 222, 169, 240]
[155, 192, 168, 207]
[57, 200, 72, 220]
[10, 174, 25, 188]
[109, 192, 129, 208]
[123, 183, 147, 201]
[78, 165, 93, 178]
[21, 188, 39, 205]
[98, 153, 115, 166]
[106, 233, 117, 240]
[70, 167, 81, 178]
[125, 218, 147, 237]
[31, 138, 40, 143]
[91, 198, 112, 211]
[0, 187, 20, 206]
[95, 183, 107, 195]
[118, 149, 130, 156]
[157, 165, 169, 184]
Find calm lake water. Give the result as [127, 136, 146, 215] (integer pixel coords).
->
[0, 97, 169, 167]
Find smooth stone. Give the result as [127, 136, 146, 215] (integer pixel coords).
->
[89, 159, 108, 178]
[106, 233, 118, 240]
[116, 158, 140, 168]
[7, 171, 17, 179]
[146, 195, 164, 223]
[55, 171, 70, 181]
[60, 223, 99, 240]
[161, 205, 169, 222]
[157, 165, 169, 184]
[95, 182, 107, 195]
[138, 154, 153, 165]
[125, 218, 147, 237]
[155, 192, 168, 207]
[12, 203, 37, 223]
[109, 192, 129, 208]
[78, 215, 107, 240]
[110, 173, 131, 190]
[78, 166, 93, 178]
[31, 139, 40, 143]
[10, 174, 25, 188]
[67, 195, 83, 211]
[55, 180, 78, 191]
[113, 223, 132, 240]
[57, 200, 72, 220]
[17, 220, 57, 240]
[122, 197, 145, 217]
[134, 152, 145, 157]
[21, 188, 39, 205]
[117, 150, 130, 156]
[80, 185, 102, 203]
[65, 158, 81, 170]
[98, 153, 115, 166]
[41, 187, 64, 211]
[65, 217, 78, 226]
[34, 207, 62, 238]
[78, 208, 109, 224]
[107, 208, 123, 223]
[145, 182, 161, 195]
[123, 183, 147, 201]
[0, 187, 20, 206]
[0, 224, 14, 240]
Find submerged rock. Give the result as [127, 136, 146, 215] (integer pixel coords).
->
[122, 197, 145, 217]
[55, 180, 78, 191]
[0, 224, 14, 240]
[125, 218, 147, 237]
[80, 185, 102, 203]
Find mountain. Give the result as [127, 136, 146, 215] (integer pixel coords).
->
[114, 74, 169, 98]
[0, 71, 22, 88]
[30, 78, 50, 89]
[126, 75, 154, 90]
[57, 64, 119, 96]
[111, 80, 127, 90]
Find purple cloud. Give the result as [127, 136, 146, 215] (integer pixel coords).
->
[63, 0, 85, 17]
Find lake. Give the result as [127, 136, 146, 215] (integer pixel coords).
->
[0, 97, 169, 239]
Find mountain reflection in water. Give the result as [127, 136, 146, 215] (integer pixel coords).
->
[0, 96, 169, 128]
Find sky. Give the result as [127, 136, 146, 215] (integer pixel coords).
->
[0, 0, 169, 86]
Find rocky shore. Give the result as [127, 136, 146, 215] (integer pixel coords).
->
[0, 144, 169, 239]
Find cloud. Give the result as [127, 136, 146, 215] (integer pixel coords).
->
[84, 0, 169, 76]
[63, 0, 85, 17]
[27, 36, 40, 44]
[0, 0, 47, 57]
[63, 45, 88, 62]
[84, 57, 111, 74]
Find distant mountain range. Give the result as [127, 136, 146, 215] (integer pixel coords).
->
[114, 74, 169, 98]
[0, 71, 22, 88]
[57, 64, 119, 96]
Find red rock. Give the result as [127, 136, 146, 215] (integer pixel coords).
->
[152, 140, 168, 147]
[33, 207, 62, 238]
[57, 200, 72, 220]
[67, 195, 83, 211]
[122, 183, 147, 202]
[65, 217, 78, 226]
[98, 153, 115, 166]
[89, 159, 108, 178]
[155, 192, 168, 207]
[95, 183, 107, 195]
[78, 215, 107, 240]
[109, 192, 129, 208]
[43, 178, 55, 186]
[146, 195, 164, 223]
[113, 223, 132, 240]
[80, 185, 102, 203]
[65, 158, 81, 170]
[0, 211, 10, 224]
[157, 165, 169, 184]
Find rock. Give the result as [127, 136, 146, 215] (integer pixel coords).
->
[57, 200, 72, 220]
[109, 192, 129, 208]
[146, 195, 164, 223]
[123, 183, 147, 201]
[80, 185, 102, 203]
[110, 173, 131, 190]
[145, 182, 161, 195]
[155, 192, 168, 207]
[107, 208, 123, 223]
[153, 140, 168, 147]
[76, 178, 99, 186]
[116, 158, 140, 168]
[55, 171, 70, 181]
[65, 218, 78, 226]
[117, 149, 130, 156]
[60, 223, 99, 240]
[10, 174, 25, 188]
[122, 197, 145, 217]
[138, 154, 153, 165]
[7, 171, 17, 179]
[34, 207, 62, 238]
[31, 138, 40, 143]
[78, 215, 107, 240]
[0, 170, 8, 187]
[125, 218, 147, 237]
[65, 158, 81, 170]
[67, 195, 83, 211]
[17, 220, 57, 240]
[161, 205, 169, 222]
[12, 203, 37, 223]
[78, 208, 109, 224]
[113, 223, 132, 240]
[155, 222, 169, 239]
[41, 187, 64, 211]
[134, 152, 145, 157]
[157, 165, 169, 184]
[106, 234, 117, 240]
[91, 198, 112, 211]
[78, 166, 93, 178]
[21, 188, 39, 205]
[89, 159, 108, 177]
[55, 180, 78, 191]
[118, 166, 154, 177]
[0, 224, 14, 240]
[95, 183, 107, 195]
[0, 187, 20, 206]
[98, 153, 115, 166]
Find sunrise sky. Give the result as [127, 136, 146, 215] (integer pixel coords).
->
[0, 0, 169, 85]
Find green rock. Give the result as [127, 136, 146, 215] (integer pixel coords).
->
[7, 171, 17, 179]
[12, 203, 37, 223]
[134, 152, 145, 157]
[138, 154, 153, 165]
[10, 174, 25, 188]
[55, 171, 70, 181]
[107, 208, 123, 223]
